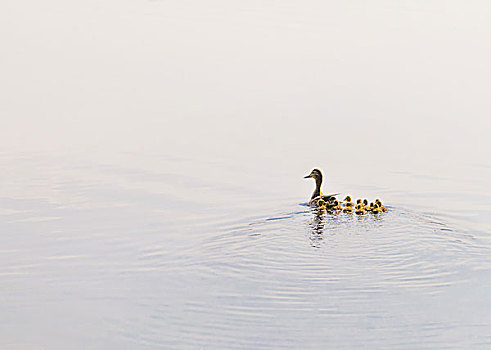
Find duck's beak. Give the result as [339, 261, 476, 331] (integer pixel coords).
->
[304, 174, 312, 178]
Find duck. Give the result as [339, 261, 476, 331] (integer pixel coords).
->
[375, 199, 388, 212]
[304, 169, 339, 207]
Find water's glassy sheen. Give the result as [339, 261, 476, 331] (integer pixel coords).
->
[1, 1, 491, 349]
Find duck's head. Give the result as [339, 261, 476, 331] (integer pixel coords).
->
[304, 168, 322, 181]
[344, 195, 351, 202]
[333, 200, 339, 206]
[375, 199, 382, 205]
[356, 199, 362, 204]
[363, 199, 368, 206]
[370, 202, 374, 208]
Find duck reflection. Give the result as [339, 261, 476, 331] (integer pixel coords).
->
[310, 209, 325, 234]
[308, 208, 326, 248]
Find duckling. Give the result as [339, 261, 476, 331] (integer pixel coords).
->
[372, 203, 382, 214]
[328, 200, 342, 214]
[368, 202, 374, 212]
[304, 169, 339, 207]
[343, 195, 354, 207]
[375, 199, 388, 212]
[342, 204, 353, 213]
[362, 199, 369, 209]
[331, 200, 342, 211]
[355, 204, 366, 215]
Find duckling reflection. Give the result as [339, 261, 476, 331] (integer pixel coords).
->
[309, 231, 324, 248]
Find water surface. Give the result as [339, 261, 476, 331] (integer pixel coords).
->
[1, 1, 491, 349]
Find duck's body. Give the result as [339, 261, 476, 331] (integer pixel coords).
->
[304, 169, 339, 207]
[310, 195, 337, 208]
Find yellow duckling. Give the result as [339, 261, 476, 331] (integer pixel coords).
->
[342, 204, 353, 213]
[368, 202, 375, 212]
[375, 199, 388, 212]
[344, 195, 354, 207]
[355, 204, 366, 215]
[328, 200, 342, 214]
[372, 203, 382, 214]
[304, 169, 339, 207]
[342, 196, 353, 213]
[331, 200, 342, 211]
[316, 199, 327, 211]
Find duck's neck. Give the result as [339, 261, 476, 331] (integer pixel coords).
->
[311, 177, 323, 199]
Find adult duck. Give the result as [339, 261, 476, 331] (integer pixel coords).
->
[304, 168, 339, 207]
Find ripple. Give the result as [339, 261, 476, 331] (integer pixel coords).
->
[182, 204, 479, 306]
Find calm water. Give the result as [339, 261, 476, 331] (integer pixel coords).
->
[1, 1, 491, 349]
